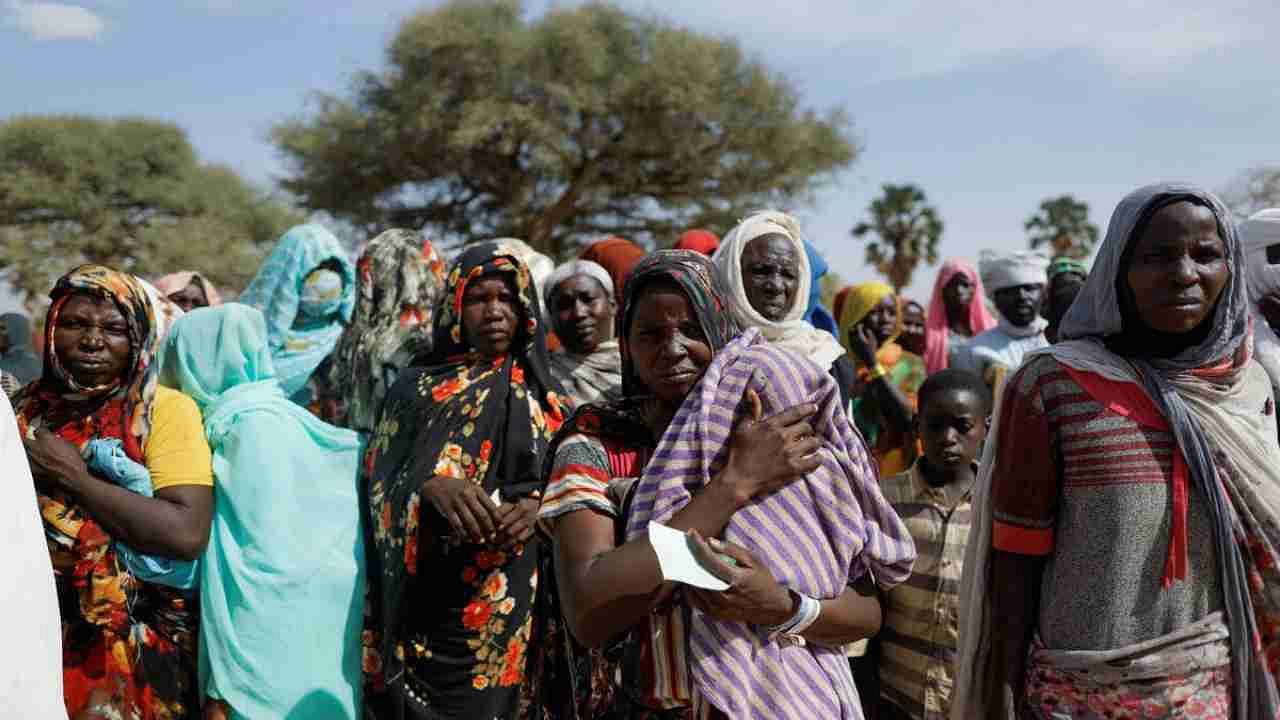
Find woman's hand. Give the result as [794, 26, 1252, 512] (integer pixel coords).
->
[684, 530, 794, 627]
[23, 427, 89, 489]
[494, 497, 539, 548]
[849, 322, 880, 368]
[421, 475, 500, 544]
[718, 389, 822, 505]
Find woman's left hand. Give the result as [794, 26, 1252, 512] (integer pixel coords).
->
[494, 497, 539, 548]
[685, 530, 795, 627]
[23, 427, 88, 489]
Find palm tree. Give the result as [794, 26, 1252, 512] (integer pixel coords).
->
[1025, 195, 1099, 259]
[851, 184, 943, 292]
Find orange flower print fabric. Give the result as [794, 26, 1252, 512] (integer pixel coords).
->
[362, 241, 566, 719]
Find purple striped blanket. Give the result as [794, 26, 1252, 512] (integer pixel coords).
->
[625, 329, 916, 719]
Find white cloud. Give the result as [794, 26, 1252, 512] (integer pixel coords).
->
[5, 0, 106, 40]
[605, 0, 1268, 84]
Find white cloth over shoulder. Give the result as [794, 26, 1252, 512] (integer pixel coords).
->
[0, 393, 68, 719]
[1241, 209, 1280, 395]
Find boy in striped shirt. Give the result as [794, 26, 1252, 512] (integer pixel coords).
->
[877, 369, 990, 720]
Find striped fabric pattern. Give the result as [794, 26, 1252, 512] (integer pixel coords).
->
[878, 465, 972, 720]
[625, 329, 917, 719]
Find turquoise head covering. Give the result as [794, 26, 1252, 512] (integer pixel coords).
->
[239, 224, 356, 400]
[157, 304, 365, 719]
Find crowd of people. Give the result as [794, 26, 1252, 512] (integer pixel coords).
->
[4, 182, 1280, 720]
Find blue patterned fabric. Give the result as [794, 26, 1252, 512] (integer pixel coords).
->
[239, 225, 355, 400]
[82, 438, 199, 589]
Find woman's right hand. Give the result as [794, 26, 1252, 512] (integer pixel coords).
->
[421, 475, 500, 544]
[718, 389, 822, 505]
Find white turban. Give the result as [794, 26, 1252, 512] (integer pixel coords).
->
[979, 250, 1049, 295]
[543, 260, 615, 310]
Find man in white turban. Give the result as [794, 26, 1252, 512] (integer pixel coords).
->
[955, 250, 1050, 398]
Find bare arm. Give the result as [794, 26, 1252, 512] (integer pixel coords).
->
[26, 428, 213, 561]
[800, 573, 882, 647]
[984, 550, 1044, 718]
[866, 373, 914, 434]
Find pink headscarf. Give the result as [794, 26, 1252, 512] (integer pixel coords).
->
[152, 271, 223, 307]
[923, 258, 996, 373]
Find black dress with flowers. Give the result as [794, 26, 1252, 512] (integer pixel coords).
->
[363, 242, 566, 720]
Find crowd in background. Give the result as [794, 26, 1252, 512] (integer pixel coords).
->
[4, 182, 1280, 720]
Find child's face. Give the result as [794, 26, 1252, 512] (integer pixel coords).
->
[919, 389, 988, 473]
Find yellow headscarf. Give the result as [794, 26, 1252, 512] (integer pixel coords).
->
[833, 282, 899, 356]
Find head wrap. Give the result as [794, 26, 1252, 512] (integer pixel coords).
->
[157, 304, 364, 719]
[16, 266, 164, 461]
[1047, 256, 1089, 285]
[495, 238, 555, 298]
[674, 229, 720, 256]
[979, 249, 1049, 295]
[802, 239, 839, 336]
[152, 271, 223, 307]
[713, 210, 846, 368]
[581, 236, 647, 304]
[922, 259, 997, 373]
[832, 281, 896, 355]
[0, 312, 41, 384]
[326, 229, 447, 433]
[957, 183, 1280, 719]
[238, 224, 355, 399]
[1240, 209, 1280, 396]
[542, 260, 615, 313]
[618, 250, 740, 399]
[365, 241, 567, 689]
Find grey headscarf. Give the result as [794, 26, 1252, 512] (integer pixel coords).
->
[1059, 183, 1278, 717]
[0, 313, 40, 385]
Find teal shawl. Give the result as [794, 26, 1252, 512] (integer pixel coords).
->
[238, 224, 355, 401]
[158, 304, 364, 719]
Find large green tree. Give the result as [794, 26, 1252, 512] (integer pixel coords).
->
[1025, 194, 1098, 259]
[0, 115, 300, 302]
[852, 184, 942, 292]
[272, 0, 855, 257]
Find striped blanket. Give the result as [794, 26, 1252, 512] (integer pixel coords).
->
[625, 329, 916, 719]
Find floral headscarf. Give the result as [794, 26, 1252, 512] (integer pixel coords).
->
[16, 265, 163, 461]
[326, 229, 446, 433]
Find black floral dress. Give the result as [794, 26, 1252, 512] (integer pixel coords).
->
[363, 241, 567, 719]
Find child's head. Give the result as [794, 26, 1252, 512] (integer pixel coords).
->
[916, 369, 991, 473]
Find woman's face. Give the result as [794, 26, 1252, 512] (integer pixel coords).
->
[943, 273, 975, 314]
[862, 295, 899, 344]
[551, 274, 615, 355]
[54, 294, 132, 388]
[461, 273, 519, 358]
[1125, 201, 1230, 335]
[627, 280, 714, 407]
[900, 301, 926, 354]
[167, 281, 209, 313]
[740, 233, 800, 322]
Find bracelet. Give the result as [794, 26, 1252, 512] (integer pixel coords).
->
[763, 591, 822, 638]
[867, 363, 889, 381]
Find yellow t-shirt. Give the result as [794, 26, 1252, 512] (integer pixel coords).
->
[144, 386, 213, 490]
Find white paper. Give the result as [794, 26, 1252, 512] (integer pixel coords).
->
[491, 488, 502, 506]
[647, 521, 731, 591]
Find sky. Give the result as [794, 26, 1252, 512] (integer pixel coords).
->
[3, 0, 1280, 310]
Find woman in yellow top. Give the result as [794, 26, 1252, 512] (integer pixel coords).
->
[16, 265, 213, 720]
[834, 282, 926, 477]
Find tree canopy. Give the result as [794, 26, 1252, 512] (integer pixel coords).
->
[852, 183, 942, 292]
[1025, 194, 1098, 259]
[0, 115, 300, 303]
[272, 0, 856, 257]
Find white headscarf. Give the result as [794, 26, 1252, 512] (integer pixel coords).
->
[542, 260, 615, 312]
[713, 211, 846, 369]
[0, 394, 68, 719]
[1241, 209, 1280, 395]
